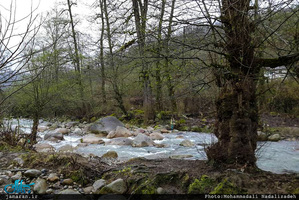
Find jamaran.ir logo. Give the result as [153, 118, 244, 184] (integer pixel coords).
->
[4, 180, 35, 194]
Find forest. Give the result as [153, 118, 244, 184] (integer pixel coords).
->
[0, 0, 298, 197]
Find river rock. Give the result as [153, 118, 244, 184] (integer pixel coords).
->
[99, 179, 127, 194]
[268, 134, 281, 141]
[44, 131, 64, 141]
[132, 133, 154, 147]
[24, 169, 42, 178]
[170, 155, 193, 159]
[82, 134, 104, 144]
[56, 128, 70, 135]
[150, 132, 164, 140]
[83, 186, 94, 194]
[37, 125, 49, 132]
[59, 189, 80, 194]
[33, 143, 55, 153]
[50, 123, 60, 129]
[105, 138, 132, 146]
[161, 129, 170, 133]
[102, 151, 118, 159]
[257, 131, 268, 141]
[89, 116, 124, 135]
[180, 139, 194, 147]
[153, 143, 168, 148]
[77, 143, 89, 147]
[107, 126, 132, 139]
[33, 178, 47, 194]
[47, 173, 59, 182]
[62, 178, 73, 185]
[46, 189, 53, 194]
[93, 179, 106, 192]
[13, 157, 24, 166]
[66, 121, 79, 128]
[11, 172, 22, 182]
[156, 187, 166, 194]
[73, 128, 83, 135]
[133, 128, 147, 136]
[0, 176, 10, 185]
[57, 144, 77, 152]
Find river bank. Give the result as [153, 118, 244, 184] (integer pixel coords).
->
[0, 151, 299, 195]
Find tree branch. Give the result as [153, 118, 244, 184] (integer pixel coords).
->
[256, 53, 299, 68]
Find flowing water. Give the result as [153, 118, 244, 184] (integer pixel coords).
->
[3, 119, 299, 174]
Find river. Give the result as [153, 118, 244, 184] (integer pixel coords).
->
[3, 118, 299, 174]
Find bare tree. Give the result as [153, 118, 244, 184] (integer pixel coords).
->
[66, 0, 86, 116]
[0, 0, 41, 108]
[132, 0, 155, 123]
[201, 0, 299, 168]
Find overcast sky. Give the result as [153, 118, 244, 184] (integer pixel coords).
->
[1, 0, 96, 48]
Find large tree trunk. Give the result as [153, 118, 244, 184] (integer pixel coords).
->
[207, 0, 258, 168]
[207, 75, 258, 167]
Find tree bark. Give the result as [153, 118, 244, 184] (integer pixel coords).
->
[207, 0, 258, 168]
[31, 112, 39, 145]
[164, 0, 177, 113]
[66, 0, 86, 116]
[154, 0, 166, 112]
[102, 0, 127, 115]
[132, 0, 155, 123]
[99, 0, 107, 104]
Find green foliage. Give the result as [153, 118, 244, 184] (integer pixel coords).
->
[188, 175, 216, 194]
[293, 187, 299, 194]
[156, 111, 172, 120]
[263, 80, 299, 116]
[210, 178, 244, 194]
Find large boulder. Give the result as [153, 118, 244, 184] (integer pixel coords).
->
[82, 134, 104, 144]
[107, 126, 132, 139]
[33, 143, 55, 153]
[44, 131, 64, 141]
[88, 116, 124, 135]
[132, 133, 154, 147]
[105, 138, 132, 146]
